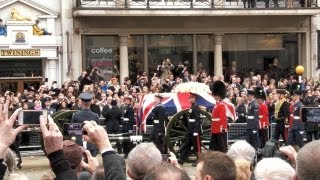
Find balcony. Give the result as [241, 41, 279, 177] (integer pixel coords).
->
[75, 0, 318, 9]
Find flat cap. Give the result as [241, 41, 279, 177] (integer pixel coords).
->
[79, 92, 93, 102]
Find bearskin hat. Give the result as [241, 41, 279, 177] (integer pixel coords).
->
[291, 83, 302, 96]
[211, 80, 226, 99]
[254, 87, 266, 100]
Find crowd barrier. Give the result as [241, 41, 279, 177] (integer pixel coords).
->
[19, 121, 307, 150]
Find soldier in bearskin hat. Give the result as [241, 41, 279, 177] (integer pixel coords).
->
[209, 81, 228, 153]
[287, 83, 304, 148]
[273, 89, 290, 145]
[246, 89, 260, 150]
[254, 87, 269, 148]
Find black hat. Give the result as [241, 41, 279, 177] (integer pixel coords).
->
[247, 90, 255, 96]
[111, 99, 117, 106]
[155, 94, 163, 99]
[291, 83, 302, 96]
[108, 86, 116, 92]
[79, 92, 93, 102]
[211, 81, 226, 99]
[27, 86, 36, 92]
[189, 92, 198, 99]
[254, 87, 266, 100]
[276, 89, 287, 95]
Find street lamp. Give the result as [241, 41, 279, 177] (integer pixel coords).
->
[295, 65, 304, 83]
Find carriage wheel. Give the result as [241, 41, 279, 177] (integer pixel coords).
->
[164, 109, 212, 160]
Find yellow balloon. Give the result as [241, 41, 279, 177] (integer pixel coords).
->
[295, 65, 304, 75]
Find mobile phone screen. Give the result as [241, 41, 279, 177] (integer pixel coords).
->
[23, 111, 43, 125]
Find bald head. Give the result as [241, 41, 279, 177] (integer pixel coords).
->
[297, 140, 320, 180]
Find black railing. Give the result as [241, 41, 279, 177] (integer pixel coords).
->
[75, 0, 318, 9]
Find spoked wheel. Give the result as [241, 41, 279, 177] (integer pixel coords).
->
[165, 109, 212, 160]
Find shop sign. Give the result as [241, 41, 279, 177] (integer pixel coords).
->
[0, 49, 41, 56]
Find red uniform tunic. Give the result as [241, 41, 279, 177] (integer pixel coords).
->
[259, 102, 269, 129]
[211, 101, 228, 134]
[289, 103, 294, 128]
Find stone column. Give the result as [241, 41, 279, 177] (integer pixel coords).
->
[48, 59, 58, 85]
[311, 15, 320, 79]
[119, 35, 129, 85]
[193, 34, 197, 74]
[144, 35, 148, 74]
[61, 0, 74, 84]
[214, 34, 223, 77]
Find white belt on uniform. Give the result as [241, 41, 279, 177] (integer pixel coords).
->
[189, 119, 195, 122]
[247, 116, 254, 119]
[154, 120, 159, 123]
[294, 116, 300, 120]
[212, 118, 220, 121]
[123, 118, 129, 121]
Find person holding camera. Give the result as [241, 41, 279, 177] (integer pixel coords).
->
[273, 89, 290, 145]
[287, 89, 304, 148]
[246, 90, 260, 150]
[209, 81, 228, 153]
[89, 67, 104, 84]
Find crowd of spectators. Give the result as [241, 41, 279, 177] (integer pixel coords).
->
[1, 58, 320, 179]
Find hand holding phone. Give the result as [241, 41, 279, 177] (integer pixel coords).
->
[18, 110, 47, 126]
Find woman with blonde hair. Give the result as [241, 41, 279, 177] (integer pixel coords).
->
[234, 159, 252, 180]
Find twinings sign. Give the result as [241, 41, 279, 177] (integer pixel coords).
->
[0, 49, 41, 56]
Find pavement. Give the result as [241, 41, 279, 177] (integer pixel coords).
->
[3, 152, 196, 179]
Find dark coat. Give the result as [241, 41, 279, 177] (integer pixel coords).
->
[246, 99, 259, 130]
[104, 106, 122, 133]
[147, 103, 167, 134]
[235, 103, 247, 123]
[187, 103, 202, 134]
[71, 109, 99, 150]
[291, 101, 304, 130]
[122, 105, 135, 132]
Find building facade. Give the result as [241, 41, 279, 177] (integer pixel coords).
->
[0, 0, 70, 92]
[73, 0, 320, 84]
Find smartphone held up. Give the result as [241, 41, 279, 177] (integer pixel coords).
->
[18, 110, 48, 126]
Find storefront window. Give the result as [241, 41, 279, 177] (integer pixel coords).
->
[223, 33, 298, 81]
[83, 36, 119, 80]
[128, 35, 144, 82]
[147, 34, 193, 77]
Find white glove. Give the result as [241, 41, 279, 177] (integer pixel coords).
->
[193, 133, 198, 136]
[299, 131, 304, 135]
[252, 131, 257, 134]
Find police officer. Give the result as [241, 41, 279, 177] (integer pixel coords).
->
[210, 80, 228, 153]
[287, 87, 304, 148]
[103, 99, 123, 153]
[246, 90, 260, 150]
[42, 96, 56, 116]
[180, 92, 202, 164]
[273, 89, 290, 145]
[71, 92, 100, 156]
[147, 94, 167, 154]
[255, 87, 269, 148]
[122, 96, 135, 157]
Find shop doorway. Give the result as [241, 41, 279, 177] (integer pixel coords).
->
[0, 59, 43, 93]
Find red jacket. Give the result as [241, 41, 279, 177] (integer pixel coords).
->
[211, 101, 228, 134]
[289, 102, 294, 128]
[259, 102, 269, 129]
